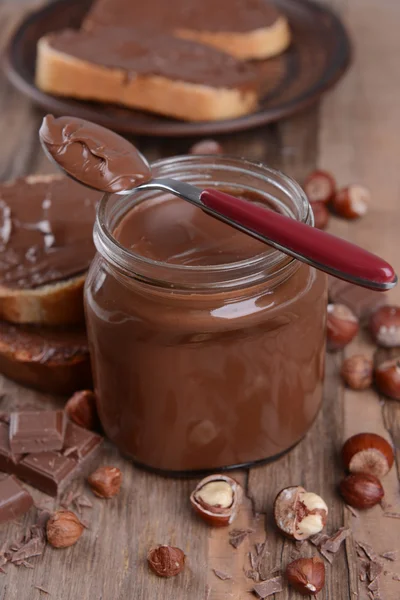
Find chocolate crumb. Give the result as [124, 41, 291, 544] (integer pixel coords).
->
[368, 561, 383, 582]
[229, 528, 252, 549]
[380, 550, 398, 561]
[383, 511, 400, 519]
[309, 533, 329, 547]
[212, 569, 231, 581]
[21, 560, 34, 569]
[60, 489, 78, 509]
[255, 543, 265, 555]
[321, 527, 351, 554]
[10, 537, 45, 563]
[74, 494, 93, 509]
[392, 574, 400, 581]
[359, 559, 369, 582]
[34, 587, 50, 595]
[244, 568, 259, 582]
[252, 576, 283, 598]
[204, 584, 211, 600]
[357, 541, 379, 562]
[368, 577, 380, 592]
[249, 551, 258, 569]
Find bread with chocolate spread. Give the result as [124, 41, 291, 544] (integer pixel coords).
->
[0, 175, 99, 326]
[35, 28, 259, 122]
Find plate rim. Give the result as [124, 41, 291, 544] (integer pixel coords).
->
[3, 0, 352, 138]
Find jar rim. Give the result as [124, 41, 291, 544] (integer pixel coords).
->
[94, 155, 313, 290]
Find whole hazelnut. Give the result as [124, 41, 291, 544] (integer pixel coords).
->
[311, 201, 330, 230]
[286, 557, 325, 596]
[46, 510, 84, 548]
[374, 358, 400, 400]
[65, 390, 99, 430]
[327, 304, 359, 351]
[339, 473, 384, 509]
[332, 184, 370, 219]
[88, 466, 122, 498]
[189, 139, 223, 155]
[341, 355, 373, 390]
[303, 170, 336, 204]
[369, 306, 400, 347]
[147, 545, 185, 577]
[190, 474, 242, 527]
[274, 486, 328, 540]
[342, 433, 394, 478]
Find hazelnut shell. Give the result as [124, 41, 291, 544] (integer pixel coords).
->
[327, 304, 359, 351]
[341, 355, 373, 390]
[339, 473, 384, 509]
[190, 474, 242, 527]
[311, 201, 330, 230]
[369, 306, 400, 347]
[374, 358, 400, 400]
[303, 170, 336, 204]
[88, 466, 122, 498]
[332, 185, 370, 219]
[46, 510, 84, 548]
[147, 545, 185, 577]
[65, 390, 99, 430]
[342, 433, 394, 478]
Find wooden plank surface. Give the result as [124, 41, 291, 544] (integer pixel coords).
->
[0, 1, 399, 599]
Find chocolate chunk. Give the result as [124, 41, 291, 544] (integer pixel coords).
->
[9, 410, 66, 454]
[18, 453, 77, 496]
[368, 561, 383, 582]
[357, 541, 379, 562]
[212, 569, 231, 580]
[62, 422, 102, 460]
[252, 576, 283, 598]
[328, 276, 387, 320]
[320, 527, 350, 554]
[228, 528, 252, 549]
[0, 476, 33, 524]
[10, 536, 45, 563]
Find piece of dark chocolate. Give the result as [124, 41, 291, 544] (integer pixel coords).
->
[0, 476, 33, 524]
[18, 452, 77, 497]
[9, 410, 66, 454]
[0, 422, 23, 472]
[62, 421, 102, 460]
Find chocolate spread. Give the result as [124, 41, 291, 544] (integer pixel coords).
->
[46, 29, 259, 90]
[85, 191, 327, 473]
[0, 176, 99, 289]
[40, 115, 151, 193]
[84, 0, 282, 33]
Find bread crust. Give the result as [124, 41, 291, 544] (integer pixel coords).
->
[35, 37, 258, 122]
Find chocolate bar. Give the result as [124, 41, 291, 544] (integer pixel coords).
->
[0, 418, 102, 496]
[328, 276, 387, 320]
[9, 410, 66, 454]
[0, 475, 33, 524]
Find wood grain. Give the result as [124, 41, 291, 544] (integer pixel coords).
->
[0, 1, 399, 599]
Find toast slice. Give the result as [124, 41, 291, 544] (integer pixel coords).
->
[35, 29, 259, 122]
[0, 175, 99, 326]
[0, 321, 92, 395]
[83, 0, 291, 60]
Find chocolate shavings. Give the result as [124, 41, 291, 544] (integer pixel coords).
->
[228, 528, 253, 549]
[383, 511, 400, 519]
[212, 569, 231, 581]
[252, 576, 283, 598]
[34, 587, 50, 595]
[368, 561, 383, 582]
[356, 541, 379, 562]
[380, 550, 398, 561]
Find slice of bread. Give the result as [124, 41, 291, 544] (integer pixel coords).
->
[0, 174, 99, 326]
[0, 321, 92, 395]
[35, 29, 259, 122]
[83, 0, 291, 60]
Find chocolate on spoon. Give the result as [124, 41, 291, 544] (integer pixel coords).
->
[39, 115, 397, 291]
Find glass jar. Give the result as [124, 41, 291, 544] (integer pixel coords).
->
[84, 156, 327, 474]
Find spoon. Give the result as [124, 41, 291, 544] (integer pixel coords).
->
[39, 115, 397, 291]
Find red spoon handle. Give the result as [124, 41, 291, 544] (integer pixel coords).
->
[200, 189, 396, 291]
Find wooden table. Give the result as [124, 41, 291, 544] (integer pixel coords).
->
[0, 1, 399, 599]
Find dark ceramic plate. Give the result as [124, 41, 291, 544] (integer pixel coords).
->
[4, 0, 351, 137]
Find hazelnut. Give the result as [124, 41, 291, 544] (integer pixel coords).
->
[147, 545, 185, 577]
[327, 304, 359, 351]
[332, 184, 370, 219]
[369, 306, 400, 347]
[311, 201, 330, 230]
[286, 557, 325, 596]
[65, 390, 99, 430]
[190, 474, 243, 527]
[342, 433, 394, 478]
[46, 510, 84, 548]
[274, 486, 328, 541]
[189, 139, 223, 155]
[303, 170, 336, 204]
[88, 466, 122, 498]
[341, 355, 373, 390]
[374, 358, 400, 400]
[339, 473, 384, 509]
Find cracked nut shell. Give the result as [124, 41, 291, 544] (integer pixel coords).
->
[342, 433, 394, 478]
[190, 474, 243, 526]
[88, 466, 122, 498]
[274, 486, 328, 541]
[286, 557, 325, 595]
[147, 545, 185, 577]
[339, 473, 384, 509]
[46, 510, 84, 548]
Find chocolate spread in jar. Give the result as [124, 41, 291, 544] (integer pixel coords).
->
[85, 192, 327, 473]
[0, 176, 99, 289]
[40, 115, 151, 193]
